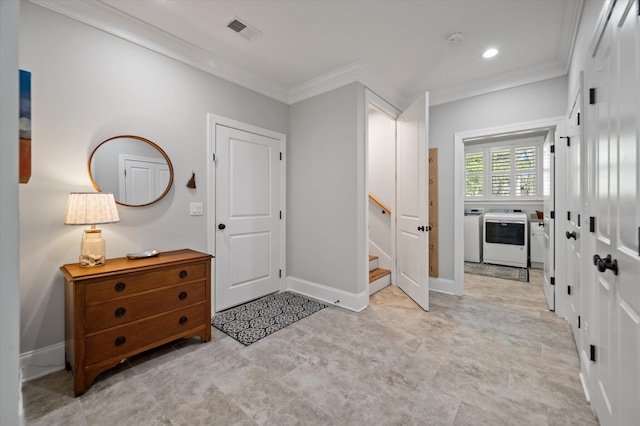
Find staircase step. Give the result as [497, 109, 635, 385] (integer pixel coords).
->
[369, 267, 390, 282]
[369, 267, 391, 296]
[369, 255, 379, 272]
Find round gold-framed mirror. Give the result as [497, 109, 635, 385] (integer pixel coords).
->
[88, 135, 174, 207]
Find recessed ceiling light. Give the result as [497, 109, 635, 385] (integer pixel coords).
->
[483, 48, 499, 59]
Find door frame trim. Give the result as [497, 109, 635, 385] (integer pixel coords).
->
[206, 114, 287, 313]
[454, 116, 564, 296]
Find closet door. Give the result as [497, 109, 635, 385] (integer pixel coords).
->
[589, 1, 640, 423]
[611, 1, 640, 423]
[591, 7, 616, 425]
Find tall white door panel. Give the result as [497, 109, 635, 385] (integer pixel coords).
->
[611, 1, 640, 423]
[543, 133, 555, 311]
[215, 125, 281, 311]
[592, 14, 616, 424]
[565, 93, 583, 345]
[396, 93, 429, 311]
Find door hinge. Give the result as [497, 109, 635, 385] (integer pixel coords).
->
[550, 145, 555, 154]
[279, 269, 282, 278]
[568, 285, 573, 295]
[567, 211, 571, 221]
[550, 277, 555, 285]
[212, 152, 216, 162]
[124, 169, 126, 177]
[578, 315, 581, 329]
[280, 152, 282, 161]
[589, 88, 597, 105]
[577, 112, 581, 126]
[550, 211, 555, 219]
[279, 210, 282, 219]
[590, 216, 596, 233]
[560, 136, 571, 147]
[578, 214, 581, 226]
[590, 344, 597, 362]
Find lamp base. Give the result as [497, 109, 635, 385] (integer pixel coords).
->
[79, 229, 106, 267]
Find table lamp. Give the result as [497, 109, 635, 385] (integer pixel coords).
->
[64, 192, 120, 267]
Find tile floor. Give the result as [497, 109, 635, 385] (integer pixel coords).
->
[22, 270, 599, 425]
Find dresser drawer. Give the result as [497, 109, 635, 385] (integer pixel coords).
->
[84, 281, 206, 333]
[85, 303, 206, 366]
[85, 262, 206, 305]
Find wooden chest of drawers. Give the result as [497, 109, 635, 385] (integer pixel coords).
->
[60, 249, 212, 396]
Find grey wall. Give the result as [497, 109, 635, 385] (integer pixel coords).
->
[1, 1, 21, 423]
[430, 76, 568, 280]
[288, 83, 362, 294]
[18, 2, 288, 356]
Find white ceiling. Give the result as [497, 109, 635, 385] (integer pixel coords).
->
[33, 0, 584, 108]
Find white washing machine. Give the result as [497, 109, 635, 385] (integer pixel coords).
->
[464, 208, 484, 262]
[483, 211, 529, 268]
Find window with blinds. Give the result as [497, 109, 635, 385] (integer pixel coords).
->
[465, 152, 483, 197]
[491, 149, 511, 196]
[464, 139, 541, 201]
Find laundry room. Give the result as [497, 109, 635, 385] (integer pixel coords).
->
[463, 132, 547, 275]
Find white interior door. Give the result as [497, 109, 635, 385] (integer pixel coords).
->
[591, 12, 616, 423]
[121, 157, 167, 205]
[565, 94, 582, 343]
[215, 125, 281, 311]
[613, 1, 640, 421]
[543, 132, 555, 310]
[396, 92, 429, 311]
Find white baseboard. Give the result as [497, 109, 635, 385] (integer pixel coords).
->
[286, 276, 368, 312]
[579, 372, 591, 403]
[429, 277, 461, 296]
[20, 342, 65, 382]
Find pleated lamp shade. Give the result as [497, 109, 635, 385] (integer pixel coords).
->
[64, 192, 120, 267]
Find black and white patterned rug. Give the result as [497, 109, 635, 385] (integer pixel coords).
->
[464, 262, 529, 282]
[212, 292, 327, 345]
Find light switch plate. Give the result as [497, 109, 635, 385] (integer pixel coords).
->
[190, 202, 203, 216]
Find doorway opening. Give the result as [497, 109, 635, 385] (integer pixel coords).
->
[454, 117, 562, 297]
[366, 98, 398, 297]
[364, 89, 431, 311]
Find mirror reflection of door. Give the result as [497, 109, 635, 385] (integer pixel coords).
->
[89, 135, 174, 207]
[119, 155, 170, 205]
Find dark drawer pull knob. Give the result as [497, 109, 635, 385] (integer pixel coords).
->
[115, 282, 126, 292]
[179, 270, 188, 279]
[114, 307, 127, 318]
[566, 231, 577, 240]
[114, 336, 126, 346]
[179, 316, 188, 325]
[179, 291, 188, 300]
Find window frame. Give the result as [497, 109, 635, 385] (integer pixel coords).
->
[464, 136, 544, 202]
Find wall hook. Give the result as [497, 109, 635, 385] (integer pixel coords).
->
[186, 171, 196, 189]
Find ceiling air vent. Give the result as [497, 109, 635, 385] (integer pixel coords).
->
[227, 17, 262, 41]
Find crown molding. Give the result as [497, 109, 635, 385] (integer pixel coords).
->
[429, 59, 567, 106]
[29, 0, 290, 104]
[557, 0, 584, 73]
[30, 0, 406, 108]
[287, 62, 408, 109]
[30, 0, 581, 110]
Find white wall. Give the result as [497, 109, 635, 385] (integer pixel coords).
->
[287, 83, 368, 310]
[430, 76, 569, 282]
[18, 2, 288, 371]
[1, 1, 22, 422]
